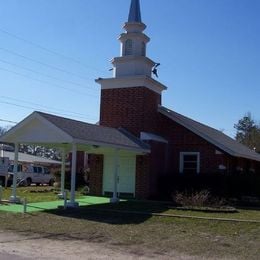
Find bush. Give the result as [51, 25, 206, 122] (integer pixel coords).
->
[79, 185, 90, 195]
[174, 190, 209, 207]
[172, 190, 226, 208]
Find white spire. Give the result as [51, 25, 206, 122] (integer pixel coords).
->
[128, 0, 142, 23]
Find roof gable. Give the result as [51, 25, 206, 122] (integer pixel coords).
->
[0, 112, 72, 144]
[159, 106, 260, 162]
[0, 111, 149, 153]
[37, 111, 150, 152]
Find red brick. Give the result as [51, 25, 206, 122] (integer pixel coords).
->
[100, 87, 161, 136]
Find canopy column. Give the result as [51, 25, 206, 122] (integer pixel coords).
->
[9, 143, 21, 203]
[67, 143, 79, 208]
[58, 148, 66, 199]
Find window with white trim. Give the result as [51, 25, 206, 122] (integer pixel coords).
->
[180, 152, 200, 174]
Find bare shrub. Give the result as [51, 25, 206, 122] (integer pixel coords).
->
[173, 190, 226, 208]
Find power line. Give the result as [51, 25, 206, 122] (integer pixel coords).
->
[0, 100, 96, 121]
[0, 67, 99, 98]
[0, 95, 93, 118]
[0, 58, 98, 91]
[0, 27, 108, 74]
[0, 47, 97, 81]
[0, 118, 17, 124]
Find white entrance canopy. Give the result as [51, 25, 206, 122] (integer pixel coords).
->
[0, 111, 150, 207]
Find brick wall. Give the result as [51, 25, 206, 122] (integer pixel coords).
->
[157, 113, 230, 174]
[135, 141, 168, 199]
[135, 155, 150, 199]
[89, 154, 104, 196]
[100, 87, 161, 136]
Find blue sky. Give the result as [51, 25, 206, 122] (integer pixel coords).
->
[0, 0, 259, 138]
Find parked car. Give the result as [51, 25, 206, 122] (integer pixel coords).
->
[8, 164, 55, 186]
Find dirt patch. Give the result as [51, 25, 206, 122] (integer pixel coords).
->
[0, 231, 197, 260]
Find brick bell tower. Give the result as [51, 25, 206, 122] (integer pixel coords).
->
[96, 0, 167, 137]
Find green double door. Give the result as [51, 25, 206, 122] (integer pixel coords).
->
[103, 154, 136, 197]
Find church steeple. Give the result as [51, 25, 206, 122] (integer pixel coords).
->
[111, 0, 153, 78]
[96, 0, 167, 136]
[128, 0, 142, 23]
[96, 0, 166, 90]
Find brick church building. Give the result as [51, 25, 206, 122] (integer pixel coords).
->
[89, 0, 260, 199]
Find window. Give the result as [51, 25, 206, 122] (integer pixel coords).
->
[44, 167, 50, 174]
[125, 39, 133, 55]
[141, 42, 146, 56]
[180, 152, 200, 174]
[8, 165, 14, 172]
[8, 164, 22, 172]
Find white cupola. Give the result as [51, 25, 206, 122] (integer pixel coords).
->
[96, 0, 167, 95]
[112, 0, 155, 78]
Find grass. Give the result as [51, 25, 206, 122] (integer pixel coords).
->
[1, 186, 87, 203]
[0, 193, 260, 259]
[88, 199, 260, 222]
[1, 186, 61, 202]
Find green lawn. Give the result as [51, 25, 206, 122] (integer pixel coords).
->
[95, 199, 260, 221]
[1, 186, 61, 202]
[0, 190, 259, 259]
[0, 206, 259, 259]
[1, 187, 260, 222]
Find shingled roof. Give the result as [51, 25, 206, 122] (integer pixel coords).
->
[36, 112, 150, 152]
[159, 106, 260, 162]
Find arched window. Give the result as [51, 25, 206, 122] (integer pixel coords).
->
[125, 39, 133, 56]
[141, 42, 146, 56]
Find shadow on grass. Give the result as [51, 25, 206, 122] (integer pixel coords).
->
[235, 206, 260, 211]
[44, 200, 170, 225]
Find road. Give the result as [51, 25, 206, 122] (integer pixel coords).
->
[1, 252, 29, 260]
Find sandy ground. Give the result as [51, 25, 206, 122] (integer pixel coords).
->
[0, 231, 198, 260]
